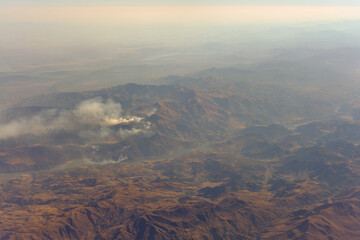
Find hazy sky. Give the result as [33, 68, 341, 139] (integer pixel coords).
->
[1, 6, 360, 25]
[1, 0, 360, 51]
[1, 0, 360, 25]
[1, 0, 360, 105]
[1, 0, 360, 6]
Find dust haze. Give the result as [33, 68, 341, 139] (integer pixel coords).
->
[1, 18, 360, 109]
[2, 4, 360, 239]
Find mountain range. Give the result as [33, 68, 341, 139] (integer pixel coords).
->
[0, 68, 360, 239]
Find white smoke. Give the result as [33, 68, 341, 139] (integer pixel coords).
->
[73, 97, 144, 126]
[118, 121, 152, 139]
[143, 107, 157, 117]
[0, 110, 59, 139]
[0, 98, 151, 141]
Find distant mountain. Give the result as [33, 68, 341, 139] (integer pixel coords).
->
[1, 73, 360, 239]
[3, 81, 323, 173]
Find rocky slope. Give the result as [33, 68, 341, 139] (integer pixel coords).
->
[1, 81, 360, 239]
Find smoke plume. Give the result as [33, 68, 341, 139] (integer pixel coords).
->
[0, 98, 152, 141]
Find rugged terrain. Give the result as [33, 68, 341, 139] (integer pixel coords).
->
[1, 70, 360, 239]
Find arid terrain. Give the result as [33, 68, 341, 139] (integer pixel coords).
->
[1, 60, 360, 239]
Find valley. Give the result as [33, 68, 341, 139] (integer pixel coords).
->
[1, 63, 360, 239]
